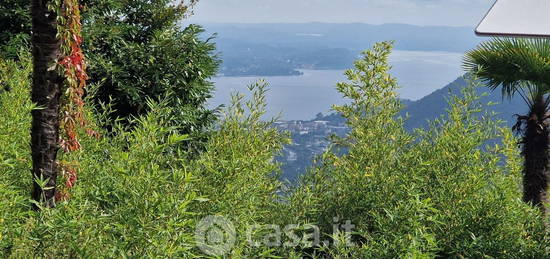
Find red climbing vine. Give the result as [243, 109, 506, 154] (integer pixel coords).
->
[49, 0, 97, 201]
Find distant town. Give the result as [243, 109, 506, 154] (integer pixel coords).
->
[274, 114, 349, 181]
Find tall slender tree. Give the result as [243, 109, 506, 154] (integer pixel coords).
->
[464, 38, 550, 215]
[30, 0, 63, 207]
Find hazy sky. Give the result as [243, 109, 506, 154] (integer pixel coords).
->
[188, 0, 494, 27]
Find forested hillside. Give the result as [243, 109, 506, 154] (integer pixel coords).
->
[403, 76, 526, 130]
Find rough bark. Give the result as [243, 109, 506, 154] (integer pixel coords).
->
[522, 95, 549, 215]
[31, 0, 62, 208]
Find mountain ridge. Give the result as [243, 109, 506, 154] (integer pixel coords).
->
[189, 23, 483, 76]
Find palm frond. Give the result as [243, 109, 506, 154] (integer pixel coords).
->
[463, 38, 550, 101]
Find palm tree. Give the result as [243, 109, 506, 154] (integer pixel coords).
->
[30, 0, 63, 208]
[464, 38, 550, 215]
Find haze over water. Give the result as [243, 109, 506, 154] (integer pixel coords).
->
[210, 50, 464, 120]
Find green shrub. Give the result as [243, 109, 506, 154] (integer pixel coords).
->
[1, 57, 288, 257]
[0, 0, 30, 59]
[2, 42, 549, 258]
[83, 1, 220, 151]
[0, 0, 220, 151]
[187, 80, 291, 257]
[288, 42, 549, 258]
[1, 55, 200, 257]
[0, 55, 35, 256]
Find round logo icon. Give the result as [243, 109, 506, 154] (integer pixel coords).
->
[195, 215, 236, 256]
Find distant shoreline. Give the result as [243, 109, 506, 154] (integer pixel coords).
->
[216, 70, 303, 78]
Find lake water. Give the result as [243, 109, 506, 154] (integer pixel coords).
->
[210, 50, 464, 120]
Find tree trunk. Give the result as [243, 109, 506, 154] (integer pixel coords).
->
[30, 0, 62, 208]
[522, 95, 549, 215]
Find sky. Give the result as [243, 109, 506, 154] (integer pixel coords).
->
[188, 0, 494, 27]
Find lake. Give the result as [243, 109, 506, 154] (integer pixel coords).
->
[210, 50, 464, 120]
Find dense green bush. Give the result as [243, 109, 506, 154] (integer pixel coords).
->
[1, 55, 197, 257]
[187, 81, 293, 257]
[0, 56, 35, 255]
[0, 0, 30, 59]
[82, 0, 220, 151]
[287, 42, 549, 258]
[0, 0, 219, 151]
[2, 42, 549, 258]
[0, 56, 288, 257]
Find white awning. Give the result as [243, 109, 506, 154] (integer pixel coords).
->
[476, 0, 550, 37]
